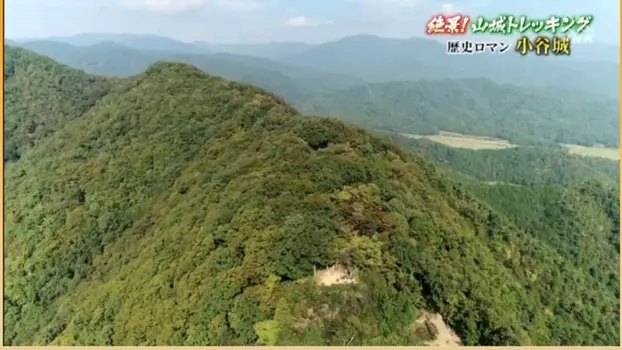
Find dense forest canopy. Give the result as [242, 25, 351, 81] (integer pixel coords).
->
[11, 40, 618, 149]
[3, 46, 114, 161]
[390, 136, 620, 187]
[301, 80, 620, 148]
[3, 46, 619, 347]
[278, 35, 620, 99]
[389, 135, 620, 296]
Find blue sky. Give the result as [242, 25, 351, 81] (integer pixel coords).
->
[6, 0, 620, 44]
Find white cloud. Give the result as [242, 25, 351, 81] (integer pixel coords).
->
[283, 16, 332, 27]
[121, 0, 205, 13]
[442, 4, 455, 13]
[284, 16, 312, 27]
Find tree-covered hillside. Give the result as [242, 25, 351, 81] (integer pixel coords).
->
[280, 35, 620, 98]
[303, 79, 620, 148]
[9, 41, 362, 105]
[3, 45, 114, 162]
[390, 134, 620, 305]
[390, 136, 620, 187]
[4, 48, 619, 346]
[465, 180, 619, 293]
[12, 41, 618, 150]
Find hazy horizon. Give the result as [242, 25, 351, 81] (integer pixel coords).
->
[7, 0, 620, 45]
[9, 32, 621, 49]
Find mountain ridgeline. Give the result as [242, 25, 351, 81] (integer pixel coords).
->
[278, 35, 620, 99]
[9, 40, 363, 105]
[10, 39, 619, 149]
[302, 79, 620, 148]
[3, 46, 620, 346]
[15, 33, 619, 97]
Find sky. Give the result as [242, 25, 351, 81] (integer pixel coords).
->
[6, 0, 620, 44]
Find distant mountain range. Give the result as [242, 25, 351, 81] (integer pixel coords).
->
[38, 33, 210, 54]
[14, 32, 620, 62]
[278, 35, 619, 98]
[11, 33, 619, 99]
[194, 41, 313, 60]
[8, 39, 363, 105]
[7, 35, 619, 149]
[300, 78, 619, 148]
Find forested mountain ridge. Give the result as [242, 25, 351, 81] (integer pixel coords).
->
[17, 33, 620, 98]
[9, 42, 618, 149]
[3, 45, 114, 161]
[8, 41, 362, 105]
[280, 35, 619, 98]
[302, 79, 620, 148]
[4, 49, 619, 346]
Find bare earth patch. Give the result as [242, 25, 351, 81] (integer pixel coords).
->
[400, 131, 516, 150]
[314, 264, 357, 286]
[562, 144, 620, 160]
[413, 312, 462, 347]
[313, 267, 460, 346]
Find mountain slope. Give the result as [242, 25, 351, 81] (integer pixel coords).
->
[10, 41, 362, 104]
[9, 41, 158, 77]
[389, 134, 620, 309]
[464, 180, 620, 294]
[280, 35, 620, 98]
[467, 181, 618, 261]
[303, 79, 619, 147]
[390, 136, 620, 187]
[4, 51, 619, 346]
[206, 52, 361, 91]
[3, 46, 114, 161]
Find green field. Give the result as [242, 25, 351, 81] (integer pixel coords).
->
[401, 132, 620, 161]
